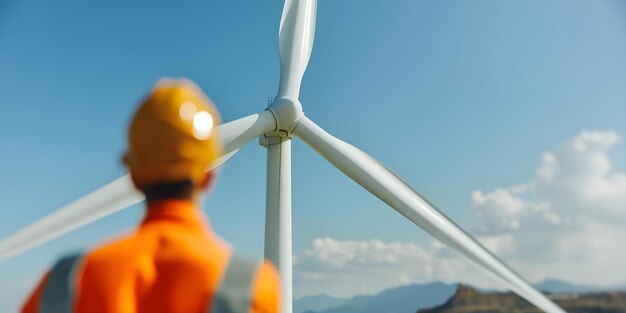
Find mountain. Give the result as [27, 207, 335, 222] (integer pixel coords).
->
[418, 284, 626, 313]
[296, 280, 626, 313]
[294, 294, 349, 313]
[297, 282, 457, 313]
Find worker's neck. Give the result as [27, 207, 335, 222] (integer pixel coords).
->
[144, 190, 194, 202]
[145, 195, 201, 208]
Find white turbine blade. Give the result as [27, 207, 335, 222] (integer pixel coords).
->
[0, 110, 277, 262]
[0, 175, 141, 262]
[293, 116, 566, 313]
[277, 0, 317, 99]
[219, 110, 277, 155]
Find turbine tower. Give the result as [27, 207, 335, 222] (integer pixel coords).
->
[0, 1, 567, 313]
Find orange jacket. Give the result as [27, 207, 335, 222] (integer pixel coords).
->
[21, 200, 280, 313]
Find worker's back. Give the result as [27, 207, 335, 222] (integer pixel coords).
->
[21, 200, 280, 313]
[22, 79, 280, 313]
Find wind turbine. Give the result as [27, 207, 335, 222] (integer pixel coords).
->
[0, 1, 567, 313]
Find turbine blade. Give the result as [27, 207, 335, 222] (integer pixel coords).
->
[277, 0, 317, 99]
[0, 110, 277, 262]
[293, 116, 566, 313]
[0, 176, 141, 262]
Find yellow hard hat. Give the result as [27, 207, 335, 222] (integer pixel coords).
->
[124, 78, 222, 187]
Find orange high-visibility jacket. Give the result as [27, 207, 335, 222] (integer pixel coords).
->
[21, 200, 281, 313]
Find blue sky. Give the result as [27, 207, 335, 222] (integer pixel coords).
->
[1, 0, 625, 309]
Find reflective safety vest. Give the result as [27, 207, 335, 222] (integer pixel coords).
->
[21, 200, 280, 313]
[40, 252, 262, 313]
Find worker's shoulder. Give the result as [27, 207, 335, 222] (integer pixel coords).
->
[253, 259, 280, 293]
[255, 259, 278, 278]
[250, 259, 281, 313]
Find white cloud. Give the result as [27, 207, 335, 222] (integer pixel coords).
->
[472, 187, 561, 235]
[472, 130, 626, 283]
[293, 237, 493, 298]
[294, 130, 626, 298]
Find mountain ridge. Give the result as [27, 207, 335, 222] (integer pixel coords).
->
[295, 282, 457, 313]
[295, 279, 626, 313]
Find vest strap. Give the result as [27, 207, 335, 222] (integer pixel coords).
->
[40, 253, 83, 313]
[211, 252, 262, 313]
[39, 252, 260, 313]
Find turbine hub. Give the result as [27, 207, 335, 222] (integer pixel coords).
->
[266, 96, 304, 138]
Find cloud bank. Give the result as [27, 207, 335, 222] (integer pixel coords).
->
[294, 131, 626, 298]
[293, 237, 490, 298]
[474, 130, 626, 283]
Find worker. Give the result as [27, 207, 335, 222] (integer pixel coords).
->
[21, 78, 281, 313]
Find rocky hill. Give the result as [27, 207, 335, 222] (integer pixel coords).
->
[418, 284, 626, 313]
